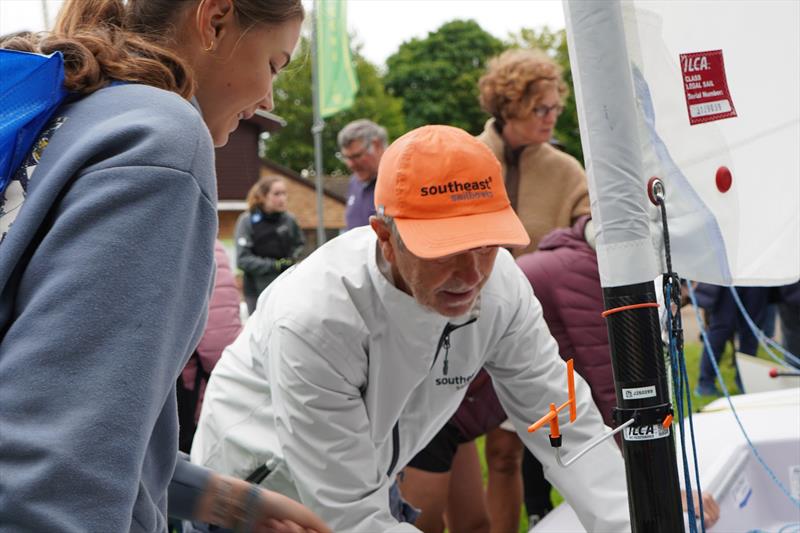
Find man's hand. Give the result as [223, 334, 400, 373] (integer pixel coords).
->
[682, 490, 720, 528]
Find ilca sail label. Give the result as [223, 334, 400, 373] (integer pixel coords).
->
[680, 49, 738, 125]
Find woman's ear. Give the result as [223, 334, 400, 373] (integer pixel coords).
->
[194, 0, 235, 49]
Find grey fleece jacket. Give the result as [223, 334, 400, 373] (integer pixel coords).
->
[0, 84, 218, 532]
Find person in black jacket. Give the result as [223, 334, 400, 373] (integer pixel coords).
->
[236, 175, 305, 314]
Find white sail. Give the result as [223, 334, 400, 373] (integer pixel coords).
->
[565, 1, 800, 288]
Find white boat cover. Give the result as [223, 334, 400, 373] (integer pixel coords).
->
[564, 1, 800, 287]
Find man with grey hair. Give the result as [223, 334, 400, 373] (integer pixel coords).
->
[337, 119, 388, 229]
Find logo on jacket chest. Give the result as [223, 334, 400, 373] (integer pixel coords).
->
[434, 369, 478, 389]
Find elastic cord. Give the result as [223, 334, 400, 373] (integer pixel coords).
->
[601, 302, 659, 318]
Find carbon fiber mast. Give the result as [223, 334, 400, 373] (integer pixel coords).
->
[600, 177, 687, 531]
[603, 280, 683, 531]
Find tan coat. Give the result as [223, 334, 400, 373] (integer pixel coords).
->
[477, 118, 590, 256]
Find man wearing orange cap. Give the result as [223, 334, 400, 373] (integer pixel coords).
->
[191, 125, 630, 532]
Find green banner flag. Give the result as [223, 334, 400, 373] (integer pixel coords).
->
[316, 0, 358, 118]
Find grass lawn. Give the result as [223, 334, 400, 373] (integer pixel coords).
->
[474, 340, 777, 533]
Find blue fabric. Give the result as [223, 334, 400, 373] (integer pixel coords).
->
[169, 454, 212, 521]
[0, 50, 67, 195]
[778, 282, 800, 365]
[778, 281, 800, 368]
[778, 302, 800, 368]
[389, 480, 421, 524]
[697, 285, 770, 390]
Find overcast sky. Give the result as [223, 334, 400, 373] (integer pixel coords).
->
[1, 0, 565, 66]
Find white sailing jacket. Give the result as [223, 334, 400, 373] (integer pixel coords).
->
[192, 227, 630, 532]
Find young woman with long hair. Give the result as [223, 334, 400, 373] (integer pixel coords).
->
[0, 1, 329, 531]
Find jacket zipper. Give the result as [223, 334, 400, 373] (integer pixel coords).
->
[431, 317, 478, 376]
[386, 318, 478, 477]
[386, 421, 400, 477]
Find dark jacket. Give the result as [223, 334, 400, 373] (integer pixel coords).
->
[235, 208, 304, 299]
[516, 216, 616, 427]
[692, 283, 723, 310]
[779, 281, 800, 305]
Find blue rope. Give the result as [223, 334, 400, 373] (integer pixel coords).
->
[727, 286, 800, 367]
[687, 282, 800, 509]
[664, 277, 703, 532]
[678, 325, 706, 532]
[763, 335, 800, 366]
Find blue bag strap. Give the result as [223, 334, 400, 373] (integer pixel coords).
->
[0, 49, 68, 195]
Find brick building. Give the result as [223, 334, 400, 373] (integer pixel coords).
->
[215, 111, 347, 252]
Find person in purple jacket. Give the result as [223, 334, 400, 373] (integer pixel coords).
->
[336, 119, 388, 230]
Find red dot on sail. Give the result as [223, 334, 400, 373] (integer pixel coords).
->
[716, 166, 732, 193]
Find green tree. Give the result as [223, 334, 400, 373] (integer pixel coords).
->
[508, 27, 583, 163]
[265, 38, 406, 175]
[384, 20, 505, 135]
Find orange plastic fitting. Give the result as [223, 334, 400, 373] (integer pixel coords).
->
[528, 359, 577, 434]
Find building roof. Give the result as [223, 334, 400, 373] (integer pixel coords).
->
[323, 174, 352, 201]
[261, 159, 347, 204]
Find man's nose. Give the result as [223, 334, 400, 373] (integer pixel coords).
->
[452, 251, 481, 285]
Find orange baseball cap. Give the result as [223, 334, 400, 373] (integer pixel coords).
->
[375, 125, 530, 259]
